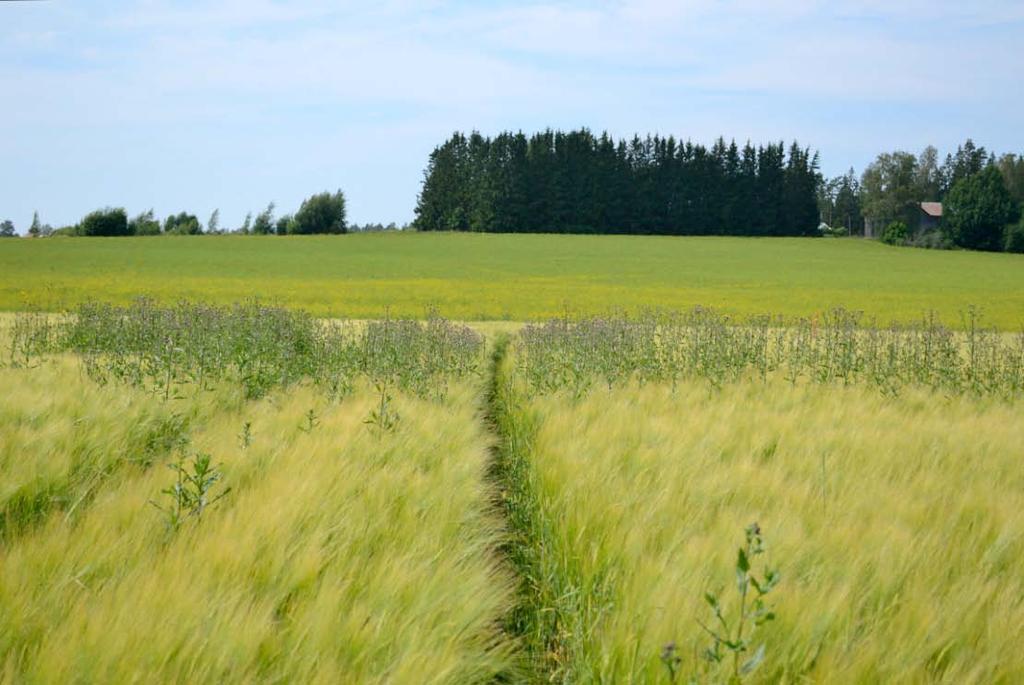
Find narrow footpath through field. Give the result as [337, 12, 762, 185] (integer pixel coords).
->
[483, 336, 586, 683]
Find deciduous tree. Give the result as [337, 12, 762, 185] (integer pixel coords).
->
[207, 209, 220, 234]
[861, 151, 918, 229]
[252, 202, 276, 235]
[290, 191, 347, 234]
[163, 212, 203, 235]
[129, 210, 161, 236]
[79, 207, 129, 236]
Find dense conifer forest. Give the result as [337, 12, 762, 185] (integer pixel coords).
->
[413, 129, 821, 236]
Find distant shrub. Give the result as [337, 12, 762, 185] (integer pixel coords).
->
[290, 190, 347, 234]
[1004, 218, 1024, 253]
[349, 222, 404, 232]
[79, 207, 129, 237]
[163, 212, 203, 235]
[251, 203, 276, 235]
[909, 230, 952, 250]
[880, 221, 908, 246]
[129, 210, 162, 236]
[275, 215, 294, 235]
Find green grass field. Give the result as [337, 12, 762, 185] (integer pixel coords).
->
[3, 233, 1023, 327]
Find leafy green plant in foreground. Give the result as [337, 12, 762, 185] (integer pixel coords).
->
[663, 523, 780, 684]
[151, 452, 231, 531]
[364, 381, 400, 437]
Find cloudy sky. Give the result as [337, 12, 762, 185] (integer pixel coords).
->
[2, 0, 1022, 231]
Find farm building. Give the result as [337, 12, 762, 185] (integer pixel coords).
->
[864, 202, 942, 238]
[919, 201, 942, 232]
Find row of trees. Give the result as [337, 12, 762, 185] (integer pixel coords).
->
[4, 191, 348, 238]
[817, 140, 1024, 252]
[414, 129, 821, 236]
[5, 134, 1022, 254]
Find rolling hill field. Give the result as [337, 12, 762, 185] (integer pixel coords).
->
[2, 233, 1023, 327]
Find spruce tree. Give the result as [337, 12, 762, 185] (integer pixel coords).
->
[28, 211, 41, 238]
[945, 166, 1019, 251]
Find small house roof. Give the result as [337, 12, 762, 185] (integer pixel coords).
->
[920, 202, 942, 217]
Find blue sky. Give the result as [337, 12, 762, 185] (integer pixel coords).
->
[2, 0, 1022, 232]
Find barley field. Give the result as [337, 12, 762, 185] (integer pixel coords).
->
[510, 375, 1024, 682]
[494, 317, 1024, 683]
[2, 292, 1023, 683]
[1, 310, 516, 683]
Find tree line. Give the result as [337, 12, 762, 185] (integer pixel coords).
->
[2, 191, 348, 238]
[3, 133, 1022, 254]
[413, 129, 821, 236]
[818, 140, 1024, 252]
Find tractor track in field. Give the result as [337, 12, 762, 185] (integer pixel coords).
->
[483, 335, 567, 684]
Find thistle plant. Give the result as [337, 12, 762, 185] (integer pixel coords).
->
[516, 307, 1023, 399]
[662, 523, 780, 684]
[238, 421, 253, 449]
[364, 381, 400, 437]
[10, 300, 1021, 400]
[151, 452, 231, 531]
[6, 310, 61, 368]
[660, 642, 683, 683]
[299, 409, 319, 433]
[44, 299, 485, 401]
